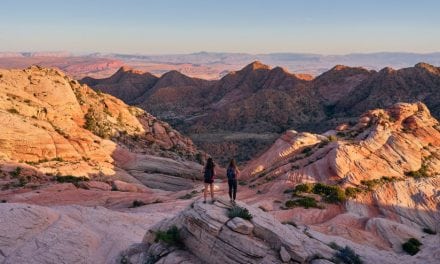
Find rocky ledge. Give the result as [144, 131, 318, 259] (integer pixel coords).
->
[119, 196, 335, 264]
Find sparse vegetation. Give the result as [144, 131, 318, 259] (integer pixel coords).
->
[84, 108, 112, 138]
[313, 183, 346, 203]
[10, 167, 22, 178]
[54, 175, 89, 183]
[154, 226, 183, 248]
[294, 183, 313, 193]
[402, 238, 422, 255]
[227, 205, 253, 220]
[333, 246, 363, 264]
[285, 197, 322, 209]
[405, 163, 430, 178]
[345, 187, 362, 199]
[360, 176, 401, 190]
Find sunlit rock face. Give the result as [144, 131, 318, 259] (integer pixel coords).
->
[0, 66, 204, 187]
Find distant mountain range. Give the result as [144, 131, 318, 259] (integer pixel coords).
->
[82, 61, 440, 165]
[2, 51, 440, 79]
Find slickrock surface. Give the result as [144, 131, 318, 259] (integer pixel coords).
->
[0, 66, 204, 192]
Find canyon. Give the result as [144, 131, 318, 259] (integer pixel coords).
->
[0, 65, 439, 264]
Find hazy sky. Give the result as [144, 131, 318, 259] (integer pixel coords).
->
[1, 0, 439, 54]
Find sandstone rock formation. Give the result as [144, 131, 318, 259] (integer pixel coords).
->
[120, 197, 335, 263]
[0, 66, 205, 192]
[83, 62, 440, 165]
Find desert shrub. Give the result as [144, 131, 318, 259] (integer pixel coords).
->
[294, 183, 313, 193]
[54, 175, 89, 183]
[360, 179, 381, 190]
[227, 205, 253, 220]
[7, 108, 19, 114]
[405, 163, 430, 178]
[131, 200, 146, 208]
[285, 197, 321, 209]
[10, 167, 22, 178]
[155, 226, 183, 248]
[402, 238, 422, 255]
[422, 228, 436, 235]
[313, 183, 346, 203]
[345, 187, 362, 199]
[334, 246, 363, 264]
[84, 108, 112, 138]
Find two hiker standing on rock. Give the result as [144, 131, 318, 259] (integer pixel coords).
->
[203, 157, 240, 204]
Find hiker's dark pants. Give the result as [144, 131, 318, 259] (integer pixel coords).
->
[228, 179, 237, 200]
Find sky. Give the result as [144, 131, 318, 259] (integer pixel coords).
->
[0, 0, 439, 55]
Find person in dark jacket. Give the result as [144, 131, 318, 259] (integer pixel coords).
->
[203, 157, 216, 203]
[226, 159, 240, 203]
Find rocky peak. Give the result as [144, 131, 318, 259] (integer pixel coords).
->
[240, 60, 271, 73]
[414, 62, 440, 74]
[154, 70, 199, 88]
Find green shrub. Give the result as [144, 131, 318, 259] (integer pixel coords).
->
[313, 183, 346, 203]
[155, 226, 183, 248]
[334, 246, 363, 264]
[285, 197, 321, 209]
[227, 205, 253, 220]
[345, 187, 362, 199]
[54, 175, 89, 183]
[10, 167, 22, 178]
[422, 228, 436, 235]
[402, 238, 422, 255]
[405, 163, 430, 178]
[294, 183, 313, 193]
[84, 108, 112, 138]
